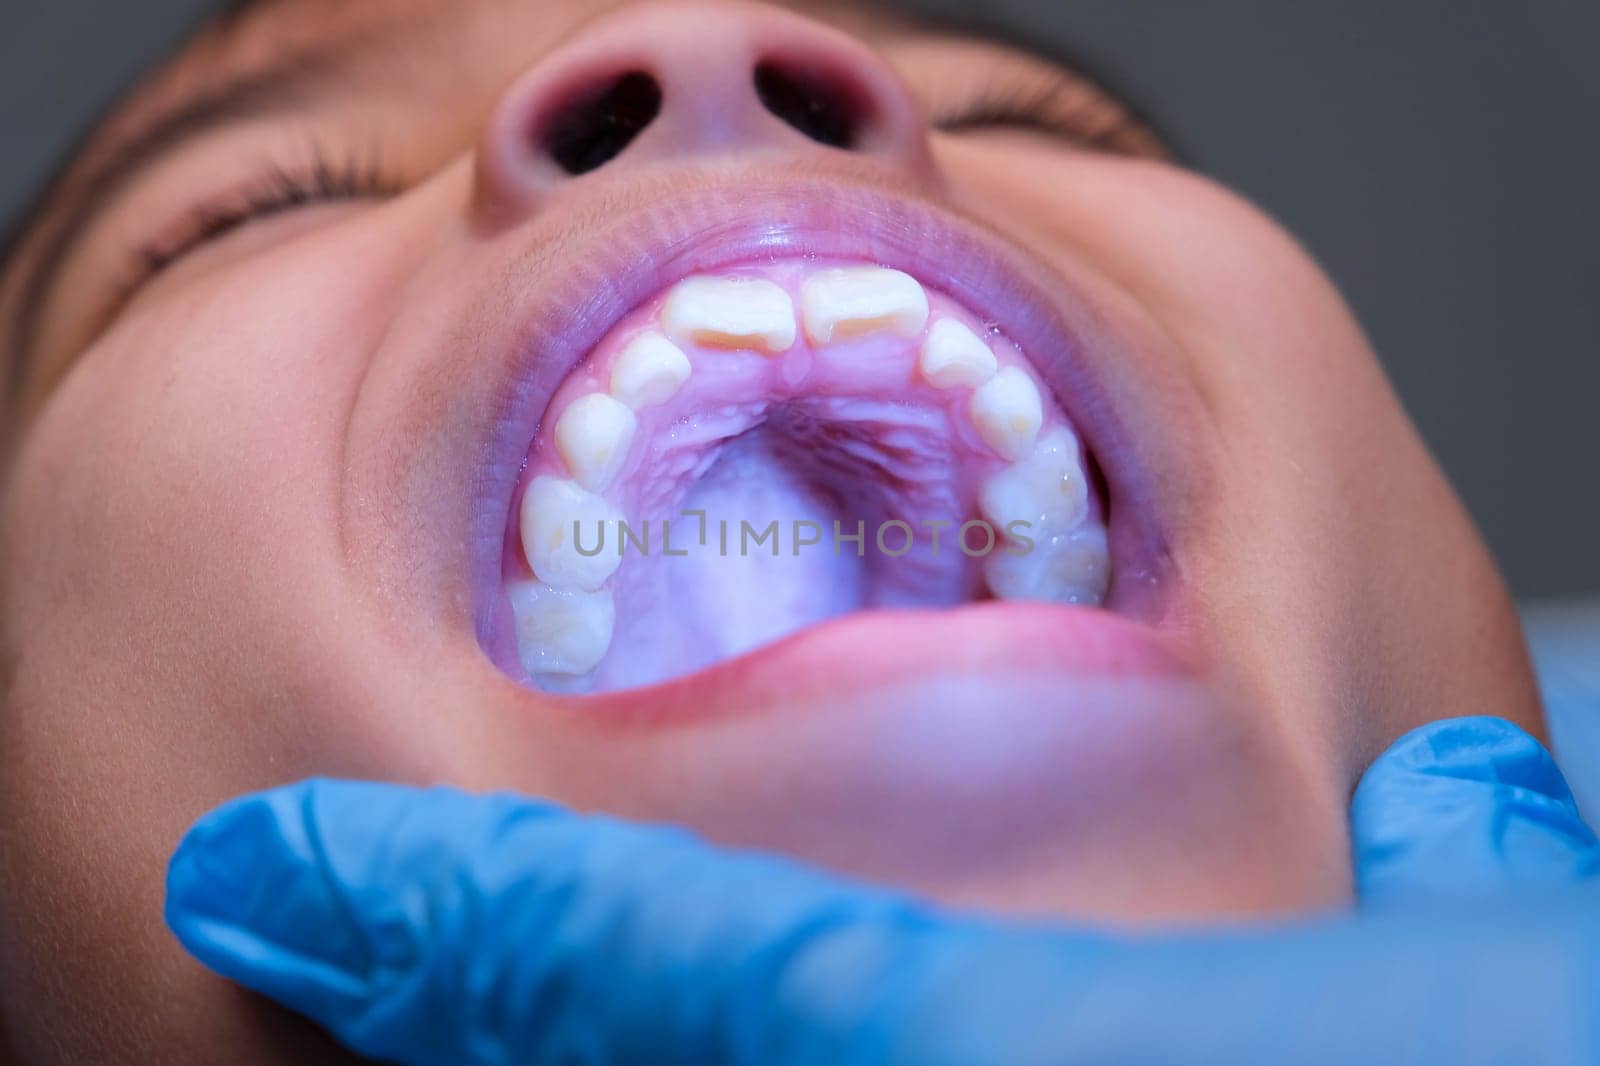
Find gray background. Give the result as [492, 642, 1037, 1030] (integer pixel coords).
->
[4, 1, 1597, 597]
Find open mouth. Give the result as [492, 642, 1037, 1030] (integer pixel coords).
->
[498, 257, 1115, 695]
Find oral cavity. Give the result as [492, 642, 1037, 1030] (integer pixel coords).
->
[505, 260, 1110, 693]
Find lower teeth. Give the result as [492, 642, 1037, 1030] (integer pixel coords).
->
[505, 260, 1111, 693]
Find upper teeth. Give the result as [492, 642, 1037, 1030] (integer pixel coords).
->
[609, 332, 692, 410]
[919, 318, 998, 389]
[970, 366, 1043, 461]
[508, 580, 616, 676]
[511, 261, 1111, 690]
[520, 475, 624, 591]
[800, 267, 931, 345]
[978, 426, 1089, 534]
[662, 276, 797, 354]
[985, 525, 1110, 605]
[555, 393, 637, 491]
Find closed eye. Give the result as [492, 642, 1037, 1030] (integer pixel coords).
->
[123, 145, 397, 296]
[930, 76, 1165, 157]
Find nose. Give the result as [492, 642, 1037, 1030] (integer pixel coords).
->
[475, 1, 936, 214]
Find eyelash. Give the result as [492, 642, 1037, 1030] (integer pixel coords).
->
[130, 147, 395, 283]
[931, 78, 1138, 151]
[125, 82, 1135, 293]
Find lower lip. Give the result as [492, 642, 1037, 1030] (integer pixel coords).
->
[475, 598, 1245, 918]
[532, 600, 1196, 729]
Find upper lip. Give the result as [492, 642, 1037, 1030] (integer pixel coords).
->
[459, 164, 1187, 667]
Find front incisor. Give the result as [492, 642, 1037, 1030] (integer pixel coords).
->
[800, 267, 930, 344]
[661, 276, 797, 353]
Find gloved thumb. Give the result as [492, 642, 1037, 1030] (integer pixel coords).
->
[1351, 715, 1599, 905]
[164, 779, 942, 1066]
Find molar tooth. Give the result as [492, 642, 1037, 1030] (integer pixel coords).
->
[800, 267, 930, 344]
[555, 393, 637, 492]
[978, 426, 1090, 534]
[970, 366, 1043, 461]
[661, 276, 796, 353]
[520, 476, 624, 590]
[984, 526, 1110, 606]
[509, 580, 615, 677]
[919, 318, 998, 389]
[610, 332, 691, 409]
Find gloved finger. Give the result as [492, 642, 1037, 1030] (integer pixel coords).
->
[168, 778, 941, 1066]
[1351, 716, 1599, 905]
[168, 778, 1600, 1066]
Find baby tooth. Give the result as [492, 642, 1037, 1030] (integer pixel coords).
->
[662, 276, 796, 353]
[521, 476, 624, 591]
[978, 426, 1090, 534]
[800, 267, 930, 345]
[984, 526, 1110, 606]
[919, 318, 998, 389]
[610, 332, 691, 409]
[509, 580, 616, 677]
[555, 393, 637, 492]
[970, 366, 1043, 461]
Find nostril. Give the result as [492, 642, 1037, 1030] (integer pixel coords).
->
[542, 70, 663, 175]
[753, 60, 860, 150]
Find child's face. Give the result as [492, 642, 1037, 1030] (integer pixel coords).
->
[0, 0, 1539, 1061]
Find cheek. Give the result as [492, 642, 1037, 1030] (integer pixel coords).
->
[937, 137, 1538, 768]
[0, 250, 410, 1066]
[936, 140, 1406, 599]
[0, 235, 432, 783]
[938, 135, 1381, 408]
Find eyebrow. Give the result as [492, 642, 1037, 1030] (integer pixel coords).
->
[6, 36, 360, 393]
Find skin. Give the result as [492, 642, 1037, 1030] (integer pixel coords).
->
[0, 0, 1541, 1061]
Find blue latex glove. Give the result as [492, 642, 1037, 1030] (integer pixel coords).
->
[166, 716, 1600, 1066]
